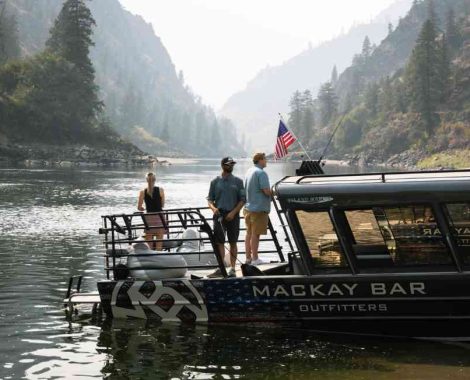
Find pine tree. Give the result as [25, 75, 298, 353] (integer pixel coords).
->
[427, 0, 438, 26]
[361, 36, 372, 59]
[301, 90, 314, 138]
[393, 79, 408, 113]
[331, 65, 338, 85]
[379, 77, 393, 115]
[406, 19, 442, 134]
[318, 82, 337, 126]
[288, 90, 303, 135]
[388, 22, 394, 35]
[210, 120, 221, 148]
[445, 7, 462, 51]
[438, 35, 451, 103]
[364, 82, 379, 117]
[47, 0, 95, 74]
[160, 118, 170, 142]
[0, 2, 20, 64]
[45, 0, 101, 139]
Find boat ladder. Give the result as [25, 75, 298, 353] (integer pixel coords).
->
[63, 275, 101, 316]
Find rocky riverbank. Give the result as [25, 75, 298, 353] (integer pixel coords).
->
[346, 149, 426, 169]
[282, 147, 470, 170]
[0, 143, 170, 168]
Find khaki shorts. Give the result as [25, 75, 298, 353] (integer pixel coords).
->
[244, 209, 269, 235]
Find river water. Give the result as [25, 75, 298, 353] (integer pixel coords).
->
[1, 159, 470, 379]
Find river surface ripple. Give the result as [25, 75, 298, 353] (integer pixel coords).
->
[1, 160, 470, 379]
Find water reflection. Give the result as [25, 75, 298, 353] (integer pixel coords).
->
[80, 319, 470, 379]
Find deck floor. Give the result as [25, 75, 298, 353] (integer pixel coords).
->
[190, 262, 283, 278]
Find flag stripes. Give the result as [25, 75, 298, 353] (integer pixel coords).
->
[274, 120, 296, 159]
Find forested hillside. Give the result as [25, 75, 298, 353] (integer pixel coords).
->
[0, 0, 138, 154]
[0, 0, 244, 157]
[219, 0, 412, 151]
[287, 0, 470, 168]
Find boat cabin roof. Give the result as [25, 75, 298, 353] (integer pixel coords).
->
[276, 170, 470, 208]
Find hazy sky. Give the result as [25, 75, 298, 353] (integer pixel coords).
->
[119, 0, 397, 109]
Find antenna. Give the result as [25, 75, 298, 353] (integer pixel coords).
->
[318, 113, 347, 162]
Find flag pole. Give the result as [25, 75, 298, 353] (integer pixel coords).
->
[278, 113, 313, 161]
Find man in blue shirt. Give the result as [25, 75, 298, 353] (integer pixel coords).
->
[244, 152, 272, 265]
[207, 157, 246, 277]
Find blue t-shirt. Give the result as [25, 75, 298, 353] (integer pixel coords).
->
[244, 165, 271, 213]
[207, 174, 245, 212]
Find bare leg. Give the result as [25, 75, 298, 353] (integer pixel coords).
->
[251, 234, 261, 261]
[155, 229, 164, 251]
[145, 233, 156, 250]
[229, 242, 238, 268]
[245, 231, 252, 263]
[217, 244, 226, 266]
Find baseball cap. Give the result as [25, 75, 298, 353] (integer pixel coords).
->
[221, 157, 236, 166]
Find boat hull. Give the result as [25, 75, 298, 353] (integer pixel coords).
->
[97, 273, 470, 339]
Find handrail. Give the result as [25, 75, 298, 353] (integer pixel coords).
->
[293, 168, 470, 185]
[100, 206, 288, 280]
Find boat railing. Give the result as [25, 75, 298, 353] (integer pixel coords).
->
[292, 168, 470, 185]
[100, 206, 287, 279]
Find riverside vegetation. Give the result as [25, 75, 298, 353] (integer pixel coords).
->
[287, 0, 470, 169]
[0, 0, 245, 165]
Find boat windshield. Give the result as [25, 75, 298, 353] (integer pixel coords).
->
[446, 202, 470, 265]
[295, 203, 463, 273]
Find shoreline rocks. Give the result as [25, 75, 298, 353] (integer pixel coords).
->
[0, 143, 168, 168]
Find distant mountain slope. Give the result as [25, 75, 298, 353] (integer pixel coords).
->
[334, 0, 467, 108]
[219, 0, 412, 151]
[292, 0, 470, 168]
[7, 0, 244, 157]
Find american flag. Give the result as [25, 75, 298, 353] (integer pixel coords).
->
[274, 119, 296, 159]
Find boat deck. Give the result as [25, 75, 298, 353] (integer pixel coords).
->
[189, 261, 284, 278]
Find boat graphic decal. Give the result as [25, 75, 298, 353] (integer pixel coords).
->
[111, 280, 208, 321]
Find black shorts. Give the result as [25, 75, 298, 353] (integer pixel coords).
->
[213, 212, 240, 244]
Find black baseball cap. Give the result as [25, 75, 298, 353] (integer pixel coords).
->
[221, 157, 236, 166]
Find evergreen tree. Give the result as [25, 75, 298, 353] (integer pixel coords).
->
[210, 120, 221, 147]
[445, 7, 462, 51]
[427, 0, 438, 26]
[361, 36, 372, 59]
[438, 36, 451, 102]
[318, 82, 337, 126]
[45, 0, 101, 139]
[393, 79, 408, 113]
[388, 22, 394, 35]
[160, 118, 170, 142]
[46, 0, 95, 74]
[331, 65, 338, 85]
[301, 90, 314, 137]
[378, 77, 393, 115]
[406, 19, 442, 134]
[364, 82, 379, 117]
[288, 90, 303, 134]
[0, 2, 20, 64]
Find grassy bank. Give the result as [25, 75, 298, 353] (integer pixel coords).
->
[417, 149, 470, 170]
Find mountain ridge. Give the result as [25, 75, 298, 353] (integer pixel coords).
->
[6, 0, 244, 157]
[219, 0, 413, 152]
